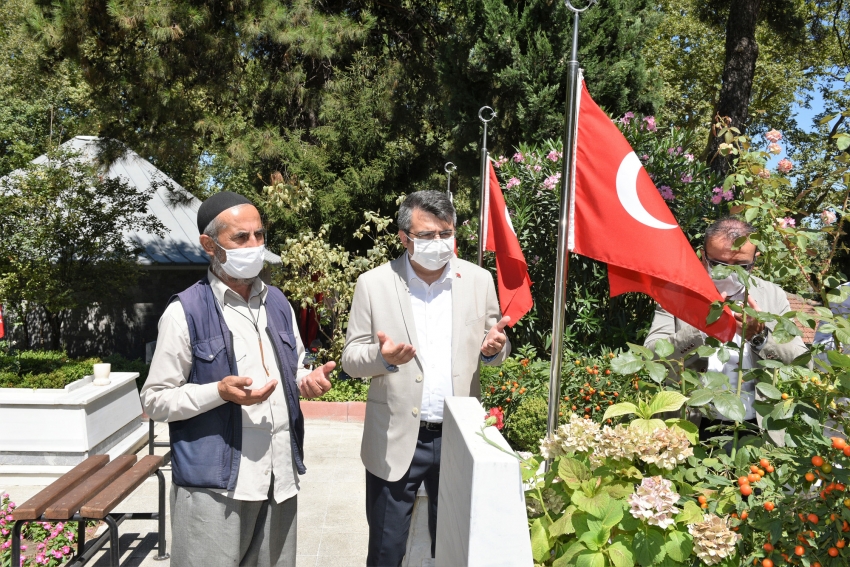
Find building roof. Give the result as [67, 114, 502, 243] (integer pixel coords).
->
[31, 136, 280, 267]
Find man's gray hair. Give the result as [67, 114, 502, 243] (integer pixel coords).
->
[398, 190, 457, 232]
[704, 216, 755, 247]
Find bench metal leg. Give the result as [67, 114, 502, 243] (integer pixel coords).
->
[104, 515, 120, 567]
[154, 469, 169, 560]
[77, 518, 86, 559]
[11, 520, 24, 567]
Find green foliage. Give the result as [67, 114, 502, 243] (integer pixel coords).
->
[312, 375, 369, 403]
[0, 349, 149, 390]
[0, 146, 164, 349]
[506, 395, 549, 453]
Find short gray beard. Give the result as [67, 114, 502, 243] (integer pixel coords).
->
[209, 252, 257, 287]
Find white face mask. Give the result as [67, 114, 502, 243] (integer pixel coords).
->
[216, 242, 266, 279]
[409, 236, 454, 271]
[712, 271, 745, 301]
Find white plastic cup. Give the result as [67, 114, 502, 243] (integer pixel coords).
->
[92, 363, 112, 386]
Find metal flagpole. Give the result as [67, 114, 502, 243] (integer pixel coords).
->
[546, 0, 597, 442]
[444, 162, 456, 203]
[477, 106, 496, 266]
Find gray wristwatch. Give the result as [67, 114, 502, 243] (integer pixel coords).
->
[749, 328, 769, 350]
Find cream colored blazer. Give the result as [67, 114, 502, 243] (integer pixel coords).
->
[341, 255, 510, 482]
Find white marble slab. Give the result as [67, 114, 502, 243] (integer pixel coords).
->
[435, 397, 533, 567]
[0, 373, 143, 465]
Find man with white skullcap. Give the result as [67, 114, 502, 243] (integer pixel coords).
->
[141, 191, 334, 567]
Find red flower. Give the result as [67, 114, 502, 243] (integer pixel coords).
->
[485, 407, 505, 430]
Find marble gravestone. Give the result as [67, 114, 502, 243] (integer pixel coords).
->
[435, 396, 533, 566]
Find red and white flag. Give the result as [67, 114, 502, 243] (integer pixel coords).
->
[483, 161, 534, 326]
[568, 74, 736, 342]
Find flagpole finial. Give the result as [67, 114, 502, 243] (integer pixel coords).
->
[565, 0, 597, 13]
[478, 106, 496, 123]
[444, 162, 456, 174]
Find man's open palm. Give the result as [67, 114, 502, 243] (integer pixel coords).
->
[378, 331, 416, 366]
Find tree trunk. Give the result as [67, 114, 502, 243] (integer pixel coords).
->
[45, 310, 62, 351]
[705, 0, 762, 176]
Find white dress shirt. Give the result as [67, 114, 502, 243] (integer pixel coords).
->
[404, 256, 454, 423]
[141, 271, 310, 503]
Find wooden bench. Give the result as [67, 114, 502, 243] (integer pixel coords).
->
[10, 423, 169, 566]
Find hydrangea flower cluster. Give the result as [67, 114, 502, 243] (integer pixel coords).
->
[540, 415, 693, 471]
[688, 514, 741, 565]
[539, 414, 602, 459]
[628, 476, 680, 530]
[639, 427, 694, 470]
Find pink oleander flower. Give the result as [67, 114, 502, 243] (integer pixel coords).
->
[484, 407, 504, 430]
[711, 194, 723, 205]
[532, 164, 542, 172]
[768, 143, 781, 155]
[640, 154, 649, 161]
[505, 177, 520, 190]
[620, 111, 635, 124]
[777, 159, 793, 173]
[711, 187, 734, 203]
[543, 172, 562, 190]
[765, 129, 782, 143]
[643, 116, 657, 132]
[658, 186, 674, 201]
[493, 156, 508, 168]
[512, 152, 524, 163]
[822, 210, 838, 225]
[628, 476, 680, 530]
[684, 153, 694, 162]
[758, 169, 771, 179]
[546, 150, 562, 162]
[778, 217, 796, 229]
[680, 174, 693, 183]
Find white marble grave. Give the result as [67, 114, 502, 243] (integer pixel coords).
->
[0, 372, 147, 483]
[435, 396, 533, 566]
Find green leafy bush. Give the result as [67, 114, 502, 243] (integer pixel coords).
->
[0, 349, 149, 390]
[313, 376, 369, 402]
[505, 395, 549, 453]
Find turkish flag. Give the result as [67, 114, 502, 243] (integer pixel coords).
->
[484, 161, 534, 326]
[569, 80, 736, 342]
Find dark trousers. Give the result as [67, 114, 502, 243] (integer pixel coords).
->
[365, 426, 442, 567]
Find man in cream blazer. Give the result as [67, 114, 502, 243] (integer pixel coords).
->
[342, 190, 510, 566]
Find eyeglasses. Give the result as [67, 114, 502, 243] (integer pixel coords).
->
[405, 230, 455, 240]
[704, 254, 755, 272]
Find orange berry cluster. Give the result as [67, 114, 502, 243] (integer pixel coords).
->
[737, 458, 774, 497]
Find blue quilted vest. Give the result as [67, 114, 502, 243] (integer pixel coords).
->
[168, 278, 306, 490]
